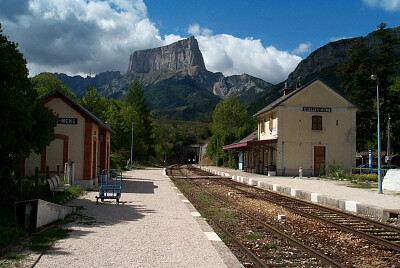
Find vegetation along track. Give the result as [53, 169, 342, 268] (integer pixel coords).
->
[169, 165, 400, 267]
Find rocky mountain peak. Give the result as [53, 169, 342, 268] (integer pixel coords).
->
[127, 36, 206, 73]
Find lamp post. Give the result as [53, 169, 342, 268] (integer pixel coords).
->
[387, 113, 391, 166]
[371, 74, 382, 194]
[216, 137, 218, 167]
[162, 139, 169, 168]
[130, 121, 137, 169]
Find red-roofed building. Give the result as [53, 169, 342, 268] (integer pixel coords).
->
[21, 90, 115, 189]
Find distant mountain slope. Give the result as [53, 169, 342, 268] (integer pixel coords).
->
[286, 26, 400, 89]
[55, 37, 274, 120]
[247, 26, 400, 116]
[54, 71, 121, 98]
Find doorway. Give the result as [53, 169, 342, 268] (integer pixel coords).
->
[314, 146, 326, 176]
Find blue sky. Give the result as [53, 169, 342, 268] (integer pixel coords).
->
[0, 0, 399, 84]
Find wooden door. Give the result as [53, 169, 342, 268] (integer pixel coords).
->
[314, 146, 326, 176]
[92, 140, 97, 179]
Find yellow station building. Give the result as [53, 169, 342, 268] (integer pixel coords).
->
[223, 78, 360, 176]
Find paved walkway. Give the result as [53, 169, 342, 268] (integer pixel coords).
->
[200, 166, 400, 220]
[35, 169, 241, 268]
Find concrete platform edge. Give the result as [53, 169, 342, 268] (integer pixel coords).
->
[166, 174, 243, 268]
[199, 166, 396, 220]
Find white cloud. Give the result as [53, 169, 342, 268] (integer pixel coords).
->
[330, 36, 352, 42]
[188, 23, 200, 36]
[1, 0, 165, 76]
[191, 27, 301, 84]
[292, 43, 312, 55]
[362, 0, 400, 11]
[188, 23, 212, 37]
[0, 1, 301, 83]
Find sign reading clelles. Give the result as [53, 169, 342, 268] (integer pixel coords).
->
[302, 107, 331, 112]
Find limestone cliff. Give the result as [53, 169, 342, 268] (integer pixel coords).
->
[128, 36, 206, 73]
[101, 36, 273, 101]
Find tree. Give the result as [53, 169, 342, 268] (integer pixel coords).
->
[0, 24, 57, 200]
[337, 39, 376, 150]
[126, 77, 154, 162]
[79, 86, 106, 120]
[337, 23, 400, 153]
[207, 95, 257, 167]
[372, 23, 400, 151]
[31, 72, 77, 100]
[387, 77, 400, 154]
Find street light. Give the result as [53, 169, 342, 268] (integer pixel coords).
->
[162, 139, 169, 168]
[130, 121, 137, 169]
[371, 74, 382, 194]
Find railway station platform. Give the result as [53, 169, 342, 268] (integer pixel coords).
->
[199, 165, 400, 221]
[33, 168, 242, 268]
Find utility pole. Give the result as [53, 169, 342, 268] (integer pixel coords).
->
[387, 113, 391, 166]
[162, 139, 169, 168]
[130, 121, 137, 169]
[371, 74, 382, 194]
[216, 137, 218, 167]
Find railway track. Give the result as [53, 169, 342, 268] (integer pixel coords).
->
[186, 179, 344, 267]
[170, 165, 345, 267]
[214, 177, 400, 253]
[168, 165, 400, 266]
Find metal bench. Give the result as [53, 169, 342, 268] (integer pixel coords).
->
[47, 175, 69, 194]
[96, 169, 122, 204]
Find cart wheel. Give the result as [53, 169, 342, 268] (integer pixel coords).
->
[117, 199, 119, 205]
[101, 198, 104, 202]
[96, 197, 98, 205]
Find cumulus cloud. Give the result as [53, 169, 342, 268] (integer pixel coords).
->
[362, 0, 400, 11]
[292, 43, 312, 54]
[191, 25, 301, 84]
[330, 36, 352, 42]
[1, 0, 167, 76]
[188, 23, 212, 37]
[0, 0, 300, 83]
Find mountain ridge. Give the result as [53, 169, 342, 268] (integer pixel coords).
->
[55, 37, 274, 119]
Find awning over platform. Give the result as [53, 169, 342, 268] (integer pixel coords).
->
[222, 139, 278, 150]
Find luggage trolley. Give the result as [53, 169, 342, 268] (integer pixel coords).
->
[96, 169, 122, 204]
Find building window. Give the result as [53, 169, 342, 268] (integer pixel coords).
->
[312, 116, 322, 130]
[260, 119, 265, 133]
[269, 116, 273, 132]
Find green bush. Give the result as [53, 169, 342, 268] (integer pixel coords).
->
[110, 152, 127, 170]
[324, 161, 344, 178]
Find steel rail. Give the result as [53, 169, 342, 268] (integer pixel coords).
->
[215, 178, 400, 252]
[210, 216, 270, 268]
[236, 179, 400, 233]
[172, 174, 269, 267]
[182, 176, 344, 267]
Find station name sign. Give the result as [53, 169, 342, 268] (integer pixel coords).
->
[302, 107, 331, 112]
[57, 118, 78, 124]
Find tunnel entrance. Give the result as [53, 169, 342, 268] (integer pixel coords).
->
[186, 151, 198, 164]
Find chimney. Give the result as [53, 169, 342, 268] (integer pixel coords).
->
[283, 82, 293, 96]
[296, 76, 302, 89]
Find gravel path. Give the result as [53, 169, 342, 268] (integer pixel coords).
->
[35, 169, 229, 267]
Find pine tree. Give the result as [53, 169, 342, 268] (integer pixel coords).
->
[387, 77, 400, 154]
[372, 23, 400, 152]
[80, 86, 105, 120]
[337, 39, 375, 151]
[126, 77, 154, 161]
